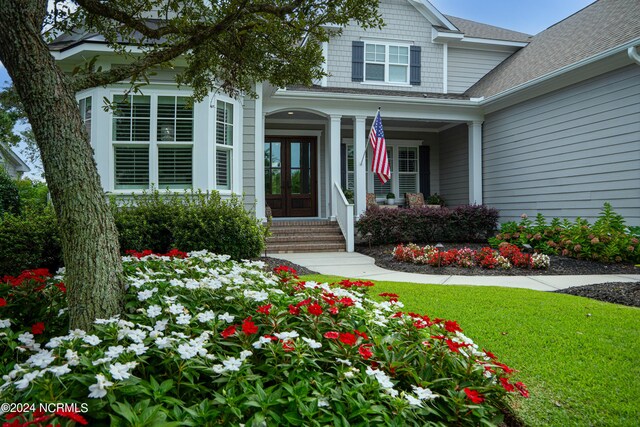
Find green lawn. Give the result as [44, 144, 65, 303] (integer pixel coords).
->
[303, 274, 640, 427]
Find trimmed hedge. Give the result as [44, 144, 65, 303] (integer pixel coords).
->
[112, 190, 266, 260]
[0, 168, 20, 215]
[356, 205, 499, 244]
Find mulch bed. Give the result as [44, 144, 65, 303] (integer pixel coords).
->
[356, 243, 639, 276]
[554, 282, 640, 308]
[257, 257, 318, 276]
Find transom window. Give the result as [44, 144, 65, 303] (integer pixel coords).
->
[365, 43, 410, 84]
[112, 94, 193, 190]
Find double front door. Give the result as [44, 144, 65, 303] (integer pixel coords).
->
[265, 136, 317, 217]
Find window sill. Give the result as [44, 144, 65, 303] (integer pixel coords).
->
[361, 81, 412, 88]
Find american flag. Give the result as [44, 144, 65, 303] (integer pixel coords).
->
[369, 110, 390, 184]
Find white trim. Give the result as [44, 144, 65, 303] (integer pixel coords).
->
[321, 42, 329, 87]
[360, 81, 412, 88]
[458, 37, 528, 48]
[407, 0, 457, 31]
[254, 83, 266, 219]
[329, 115, 342, 220]
[467, 121, 483, 205]
[362, 41, 411, 85]
[443, 43, 448, 94]
[360, 36, 415, 45]
[265, 130, 323, 137]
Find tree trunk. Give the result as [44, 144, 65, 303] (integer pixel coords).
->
[0, 0, 124, 330]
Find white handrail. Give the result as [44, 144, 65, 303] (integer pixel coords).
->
[333, 182, 355, 252]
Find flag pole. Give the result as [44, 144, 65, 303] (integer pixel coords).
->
[359, 107, 380, 165]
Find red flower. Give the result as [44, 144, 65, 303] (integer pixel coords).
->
[413, 320, 428, 329]
[324, 331, 339, 339]
[378, 292, 399, 302]
[431, 335, 446, 340]
[353, 330, 369, 340]
[288, 305, 301, 315]
[32, 322, 45, 335]
[445, 339, 469, 353]
[282, 340, 295, 352]
[296, 298, 311, 307]
[55, 410, 88, 425]
[329, 306, 339, 315]
[515, 382, 530, 398]
[483, 349, 497, 359]
[242, 317, 258, 335]
[54, 282, 67, 293]
[307, 302, 323, 316]
[0, 297, 6, 307]
[256, 304, 272, 315]
[263, 334, 278, 341]
[444, 320, 462, 333]
[358, 344, 373, 360]
[273, 265, 298, 278]
[499, 377, 515, 392]
[339, 332, 357, 346]
[338, 297, 355, 307]
[463, 388, 485, 404]
[221, 324, 237, 338]
[495, 362, 515, 374]
[391, 312, 403, 318]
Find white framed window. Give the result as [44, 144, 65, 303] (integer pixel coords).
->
[214, 99, 234, 191]
[365, 42, 410, 84]
[78, 96, 92, 142]
[367, 143, 421, 199]
[111, 93, 193, 191]
[369, 147, 393, 197]
[398, 147, 418, 196]
[346, 144, 355, 190]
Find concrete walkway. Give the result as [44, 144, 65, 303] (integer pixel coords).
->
[270, 252, 640, 291]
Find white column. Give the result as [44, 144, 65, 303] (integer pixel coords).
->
[353, 115, 367, 218]
[468, 120, 483, 205]
[253, 83, 266, 220]
[329, 115, 342, 220]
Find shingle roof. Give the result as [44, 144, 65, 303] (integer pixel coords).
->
[466, 0, 640, 98]
[444, 15, 532, 43]
[285, 85, 470, 100]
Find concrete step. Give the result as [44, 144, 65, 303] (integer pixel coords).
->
[266, 242, 346, 253]
[270, 219, 334, 227]
[266, 234, 345, 244]
[269, 227, 343, 236]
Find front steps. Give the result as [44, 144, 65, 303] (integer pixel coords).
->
[265, 219, 346, 253]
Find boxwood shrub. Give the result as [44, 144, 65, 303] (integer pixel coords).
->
[356, 205, 499, 244]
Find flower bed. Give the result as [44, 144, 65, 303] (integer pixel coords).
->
[1, 251, 527, 426]
[393, 243, 550, 270]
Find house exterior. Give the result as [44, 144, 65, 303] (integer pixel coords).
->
[50, 0, 640, 250]
[0, 142, 30, 179]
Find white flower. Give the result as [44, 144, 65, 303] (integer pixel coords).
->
[146, 305, 162, 318]
[155, 337, 173, 349]
[243, 290, 269, 302]
[168, 303, 185, 315]
[69, 329, 87, 338]
[317, 398, 329, 407]
[128, 343, 148, 356]
[92, 357, 111, 366]
[177, 343, 198, 360]
[219, 312, 235, 323]
[239, 350, 253, 360]
[109, 361, 137, 380]
[412, 386, 438, 400]
[15, 371, 39, 390]
[154, 319, 169, 331]
[57, 308, 68, 317]
[175, 313, 192, 325]
[105, 345, 125, 359]
[0, 319, 11, 328]
[48, 364, 71, 377]
[18, 332, 36, 346]
[125, 329, 147, 343]
[45, 336, 65, 349]
[197, 310, 216, 323]
[222, 357, 243, 372]
[405, 394, 423, 407]
[137, 287, 157, 301]
[252, 336, 274, 349]
[274, 331, 299, 340]
[26, 350, 55, 368]
[88, 374, 113, 398]
[83, 335, 102, 346]
[65, 349, 80, 366]
[224, 296, 235, 301]
[302, 337, 322, 349]
[336, 358, 352, 366]
[344, 368, 358, 378]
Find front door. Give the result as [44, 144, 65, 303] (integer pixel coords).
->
[265, 136, 317, 217]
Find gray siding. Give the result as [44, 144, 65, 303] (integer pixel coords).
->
[326, 0, 443, 93]
[242, 99, 256, 211]
[483, 65, 640, 226]
[438, 124, 468, 206]
[447, 48, 511, 94]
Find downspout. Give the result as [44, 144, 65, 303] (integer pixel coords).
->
[628, 46, 640, 65]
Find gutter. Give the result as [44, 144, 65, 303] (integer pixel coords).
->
[628, 45, 640, 65]
[272, 89, 481, 107]
[481, 37, 640, 106]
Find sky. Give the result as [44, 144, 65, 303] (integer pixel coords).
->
[1, 0, 597, 178]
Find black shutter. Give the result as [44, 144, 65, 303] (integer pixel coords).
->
[340, 144, 347, 188]
[410, 46, 421, 85]
[352, 41, 364, 82]
[419, 145, 430, 195]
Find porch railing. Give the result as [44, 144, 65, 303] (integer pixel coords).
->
[333, 182, 354, 252]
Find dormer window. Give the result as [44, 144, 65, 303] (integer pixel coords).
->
[365, 43, 410, 84]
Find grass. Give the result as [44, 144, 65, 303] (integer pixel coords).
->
[302, 274, 640, 427]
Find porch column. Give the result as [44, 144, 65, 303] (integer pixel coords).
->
[254, 83, 266, 220]
[353, 115, 367, 218]
[468, 120, 483, 205]
[329, 114, 342, 219]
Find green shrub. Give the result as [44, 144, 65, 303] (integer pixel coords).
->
[489, 203, 640, 263]
[0, 167, 19, 215]
[356, 205, 499, 244]
[0, 207, 62, 276]
[16, 178, 49, 212]
[112, 190, 266, 259]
